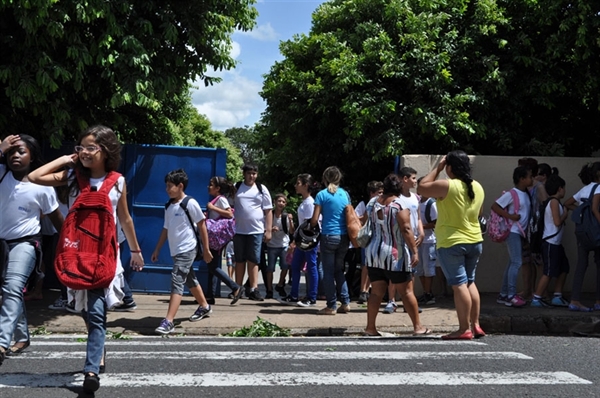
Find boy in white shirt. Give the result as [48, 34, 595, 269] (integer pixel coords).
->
[151, 169, 213, 335]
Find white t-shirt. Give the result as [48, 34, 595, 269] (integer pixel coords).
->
[355, 201, 367, 218]
[419, 199, 437, 244]
[0, 166, 59, 240]
[164, 196, 205, 256]
[234, 183, 273, 235]
[543, 198, 564, 245]
[396, 192, 420, 238]
[208, 195, 231, 220]
[267, 212, 291, 248]
[495, 188, 531, 234]
[572, 183, 600, 205]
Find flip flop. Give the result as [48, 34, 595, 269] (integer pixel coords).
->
[412, 328, 432, 337]
[568, 304, 593, 312]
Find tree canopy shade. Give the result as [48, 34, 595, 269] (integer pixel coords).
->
[0, 0, 258, 146]
[257, 0, 600, 195]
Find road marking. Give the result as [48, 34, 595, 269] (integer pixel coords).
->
[0, 372, 590, 388]
[9, 351, 532, 360]
[29, 340, 487, 346]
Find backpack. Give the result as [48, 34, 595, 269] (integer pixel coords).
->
[529, 197, 560, 253]
[571, 184, 600, 250]
[55, 171, 120, 290]
[235, 181, 264, 196]
[274, 210, 291, 238]
[424, 198, 436, 224]
[166, 196, 203, 260]
[488, 189, 522, 243]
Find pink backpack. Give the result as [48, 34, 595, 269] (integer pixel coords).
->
[205, 196, 236, 251]
[488, 189, 522, 243]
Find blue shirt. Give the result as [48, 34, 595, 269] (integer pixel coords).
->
[315, 187, 350, 235]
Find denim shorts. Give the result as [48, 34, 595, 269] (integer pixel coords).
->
[436, 242, 483, 286]
[266, 246, 289, 272]
[170, 249, 199, 295]
[233, 234, 263, 264]
[416, 243, 437, 277]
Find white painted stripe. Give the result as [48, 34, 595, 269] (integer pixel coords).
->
[29, 340, 487, 346]
[9, 351, 532, 360]
[0, 372, 590, 388]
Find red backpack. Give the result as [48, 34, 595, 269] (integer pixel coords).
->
[55, 171, 121, 290]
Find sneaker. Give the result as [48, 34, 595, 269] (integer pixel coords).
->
[383, 301, 397, 314]
[357, 291, 369, 304]
[496, 294, 510, 305]
[530, 298, 552, 308]
[317, 307, 336, 315]
[337, 304, 350, 313]
[248, 289, 264, 302]
[48, 297, 68, 310]
[65, 301, 81, 314]
[155, 319, 175, 335]
[297, 298, 316, 307]
[189, 305, 212, 322]
[265, 291, 273, 299]
[418, 293, 435, 305]
[112, 301, 137, 312]
[280, 296, 300, 305]
[275, 284, 287, 298]
[551, 296, 569, 307]
[507, 295, 526, 307]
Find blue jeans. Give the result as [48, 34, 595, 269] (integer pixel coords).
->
[437, 243, 482, 286]
[320, 234, 350, 309]
[266, 247, 289, 272]
[290, 246, 318, 301]
[83, 289, 107, 374]
[0, 242, 36, 349]
[500, 233, 523, 297]
[206, 248, 239, 299]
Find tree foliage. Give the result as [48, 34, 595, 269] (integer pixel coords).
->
[0, 0, 258, 146]
[257, 0, 600, 195]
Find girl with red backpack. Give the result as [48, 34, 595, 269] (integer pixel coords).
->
[29, 125, 144, 394]
[0, 134, 63, 365]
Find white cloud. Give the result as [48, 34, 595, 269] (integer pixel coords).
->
[191, 72, 264, 131]
[237, 22, 278, 41]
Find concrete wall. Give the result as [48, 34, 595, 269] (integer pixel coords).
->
[401, 155, 596, 294]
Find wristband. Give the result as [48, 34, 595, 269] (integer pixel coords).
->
[130, 250, 142, 253]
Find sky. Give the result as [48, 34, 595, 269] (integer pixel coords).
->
[191, 0, 326, 132]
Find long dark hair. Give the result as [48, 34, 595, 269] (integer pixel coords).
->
[446, 150, 475, 200]
[1, 134, 44, 172]
[297, 173, 319, 197]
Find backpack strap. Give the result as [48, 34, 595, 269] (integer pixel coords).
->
[98, 171, 121, 194]
[587, 184, 600, 202]
[424, 198, 435, 224]
[541, 197, 562, 241]
[236, 181, 263, 196]
[179, 196, 201, 249]
[509, 189, 526, 237]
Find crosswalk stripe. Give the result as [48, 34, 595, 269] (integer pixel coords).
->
[8, 351, 532, 360]
[0, 372, 590, 388]
[29, 340, 487, 346]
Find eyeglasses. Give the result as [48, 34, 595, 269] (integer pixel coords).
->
[74, 145, 102, 153]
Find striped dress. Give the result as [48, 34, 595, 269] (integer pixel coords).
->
[364, 197, 411, 273]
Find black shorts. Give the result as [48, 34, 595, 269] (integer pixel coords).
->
[541, 241, 569, 278]
[368, 267, 413, 284]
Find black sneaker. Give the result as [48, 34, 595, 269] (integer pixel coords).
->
[112, 301, 137, 312]
[297, 298, 316, 307]
[265, 291, 273, 299]
[279, 296, 300, 305]
[357, 291, 369, 304]
[248, 289, 264, 301]
[83, 373, 100, 393]
[275, 284, 287, 298]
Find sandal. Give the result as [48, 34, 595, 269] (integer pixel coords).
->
[6, 340, 30, 356]
[412, 328, 432, 336]
[568, 304, 593, 312]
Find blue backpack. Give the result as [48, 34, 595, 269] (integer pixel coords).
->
[571, 184, 600, 250]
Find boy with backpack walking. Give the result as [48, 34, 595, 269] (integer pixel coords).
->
[530, 175, 570, 308]
[151, 169, 214, 335]
[491, 166, 533, 308]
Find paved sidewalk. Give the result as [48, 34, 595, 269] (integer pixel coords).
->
[26, 290, 598, 337]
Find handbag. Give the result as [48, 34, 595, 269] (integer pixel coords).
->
[356, 216, 372, 248]
[345, 204, 361, 247]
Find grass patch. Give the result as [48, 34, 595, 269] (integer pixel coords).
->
[225, 317, 291, 337]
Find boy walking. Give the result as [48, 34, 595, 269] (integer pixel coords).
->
[151, 169, 214, 335]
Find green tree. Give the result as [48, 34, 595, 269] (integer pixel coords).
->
[224, 125, 264, 165]
[0, 0, 258, 145]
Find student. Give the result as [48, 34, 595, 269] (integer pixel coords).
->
[151, 169, 214, 334]
[0, 134, 63, 365]
[384, 167, 424, 314]
[233, 164, 273, 301]
[417, 176, 438, 305]
[492, 166, 533, 308]
[225, 241, 235, 281]
[564, 162, 600, 312]
[281, 174, 319, 306]
[28, 125, 144, 393]
[111, 220, 138, 312]
[266, 193, 294, 299]
[205, 176, 243, 305]
[354, 181, 382, 304]
[530, 175, 570, 307]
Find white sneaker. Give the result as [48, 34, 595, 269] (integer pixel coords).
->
[383, 301, 397, 314]
[48, 297, 68, 310]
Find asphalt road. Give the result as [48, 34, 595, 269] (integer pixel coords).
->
[0, 334, 596, 397]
